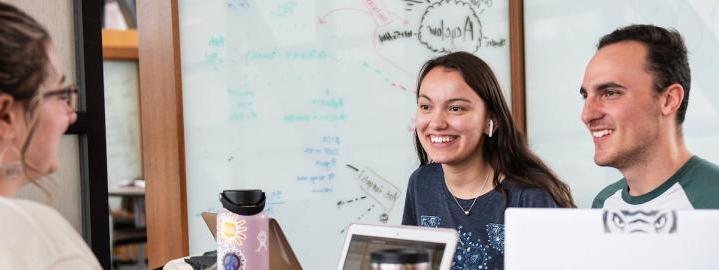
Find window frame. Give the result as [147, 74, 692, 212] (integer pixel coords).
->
[72, 0, 111, 268]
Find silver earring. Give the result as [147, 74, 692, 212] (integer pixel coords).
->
[488, 120, 494, 138]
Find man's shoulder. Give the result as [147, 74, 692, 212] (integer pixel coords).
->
[591, 179, 625, 208]
[678, 156, 719, 209]
[679, 156, 719, 188]
[688, 156, 719, 176]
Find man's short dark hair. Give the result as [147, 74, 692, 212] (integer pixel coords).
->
[598, 24, 691, 124]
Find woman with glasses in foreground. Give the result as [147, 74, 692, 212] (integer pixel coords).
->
[0, 3, 101, 269]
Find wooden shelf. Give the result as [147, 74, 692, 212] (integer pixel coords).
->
[102, 29, 138, 60]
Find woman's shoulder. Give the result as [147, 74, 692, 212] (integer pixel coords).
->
[0, 197, 66, 225]
[501, 180, 558, 208]
[0, 197, 79, 246]
[408, 163, 443, 184]
[0, 197, 101, 269]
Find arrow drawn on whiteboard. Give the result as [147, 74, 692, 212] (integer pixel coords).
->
[340, 204, 376, 234]
[336, 196, 368, 208]
[357, 204, 376, 220]
[319, 2, 414, 76]
[360, 61, 410, 93]
[346, 164, 360, 172]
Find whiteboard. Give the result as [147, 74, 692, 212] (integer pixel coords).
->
[178, 1, 511, 269]
[525, 0, 719, 208]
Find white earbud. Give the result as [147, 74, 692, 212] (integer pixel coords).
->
[488, 120, 494, 138]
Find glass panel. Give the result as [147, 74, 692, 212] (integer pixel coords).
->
[17, 135, 83, 231]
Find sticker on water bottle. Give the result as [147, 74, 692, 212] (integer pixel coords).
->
[218, 211, 248, 249]
[256, 230, 268, 252]
[221, 248, 247, 270]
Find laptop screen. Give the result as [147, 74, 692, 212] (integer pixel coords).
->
[341, 234, 447, 270]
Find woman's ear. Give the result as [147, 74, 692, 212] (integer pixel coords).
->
[0, 94, 17, 139]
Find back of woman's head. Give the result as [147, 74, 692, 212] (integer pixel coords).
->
[415, 51, 576, 208]
[0, 2, 51, 101]
[0, 3, 56, 198]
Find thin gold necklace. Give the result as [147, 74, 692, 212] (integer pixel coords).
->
[449, 171, 491, 216]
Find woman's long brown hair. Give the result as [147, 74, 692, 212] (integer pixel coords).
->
[414, 52, 576, 208]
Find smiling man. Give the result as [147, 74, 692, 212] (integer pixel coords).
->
[580, 24, 719, 209]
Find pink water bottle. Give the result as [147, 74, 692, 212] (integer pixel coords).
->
[217, 190, 269, 270]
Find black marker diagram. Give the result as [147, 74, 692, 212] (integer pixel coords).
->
[417, 0, 484, 53]
[319, 0, 505, 75]
[339, 163, 400, 233]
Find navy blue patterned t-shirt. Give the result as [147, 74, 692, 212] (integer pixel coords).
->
[401, 163, 558, 270]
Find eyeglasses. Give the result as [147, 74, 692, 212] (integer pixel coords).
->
[42, 85, 78, 112]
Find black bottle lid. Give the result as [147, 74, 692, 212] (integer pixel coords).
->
[219, 189, 265, 215]
[370, 249, 429, 264]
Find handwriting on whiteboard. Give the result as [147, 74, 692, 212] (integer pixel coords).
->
[284, 88, 348, 123]
[296, 135, 343, 193]
[227, 85, 257, 122]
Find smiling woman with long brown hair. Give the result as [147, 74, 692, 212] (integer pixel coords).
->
[0, 3, 101, 269]
[402, 51, 574, 270]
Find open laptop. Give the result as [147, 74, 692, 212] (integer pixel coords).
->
[504, 208, 719, 270]
[336, 223, 458, 270]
